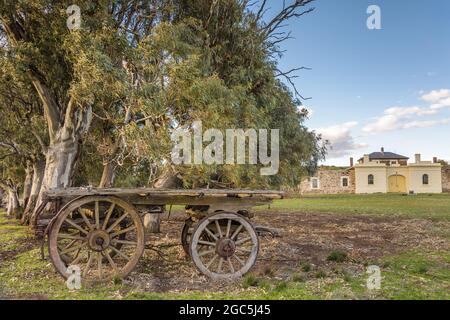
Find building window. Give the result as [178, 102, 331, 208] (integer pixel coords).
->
[311, 178, 320, 189]
[341, 177, 349, 187]
[368, 174, 374, 185]
[422, 174, 429, 185]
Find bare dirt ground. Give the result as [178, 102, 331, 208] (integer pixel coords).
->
[125, 211, 449, 293]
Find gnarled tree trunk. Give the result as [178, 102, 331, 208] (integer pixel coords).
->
[21, 159, 45, 224]
[99, 161, 116, 188]
[2, 16, 92, 227]
[30, 137, 81, 225]
[7, 187, 20, 218]
[22, 162, 33, 208]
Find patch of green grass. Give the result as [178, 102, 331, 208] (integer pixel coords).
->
[242, 274, 260, 288]
[273, 281, 288, 292]
[315, 270, 327, 279]
[327, 251, 347, 263]
[377, 250, 450, 299]
[301, 263, 312, 273]
[292, 273, 305, 283]
[342, 271, 353, 283]
[256, 193, 450, 220]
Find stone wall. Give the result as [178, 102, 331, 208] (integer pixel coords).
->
[298, 168, 355, 195]
[442, 166, 450, 193]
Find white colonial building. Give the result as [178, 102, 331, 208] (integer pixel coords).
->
[354, 148, 442, 194]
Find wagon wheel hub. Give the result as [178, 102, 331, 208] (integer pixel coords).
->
[216, 238, 236, 258]
[88, 230, 110, 252]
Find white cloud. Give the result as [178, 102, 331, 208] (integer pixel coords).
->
[363, 89, 450, 134]
[421, 89, 450, 103]
[403, 118, 450, 129]
[385, 106, 438, 116]
[316, 122, 367, 158]
[363, 114, 399, 133]
[430, 97, 450, 110]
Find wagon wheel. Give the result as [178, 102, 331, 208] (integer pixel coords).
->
[181, 218, 194, 256]
[189, 212, 259, 280]
[182, 216, 241, 257]
[48, 196, 145, 283]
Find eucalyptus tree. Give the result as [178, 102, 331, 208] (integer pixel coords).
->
[0, 0, 325, 208]
[0, 53, 48, 219]
[0, 1, 152, 214]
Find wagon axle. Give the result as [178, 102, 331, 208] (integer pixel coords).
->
[88, 230, 111, 252]
[216, 238, 236, 258]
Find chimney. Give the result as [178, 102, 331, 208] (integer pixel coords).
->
[350, 157, 354, 167]
[363, 154, 370, 164]
[415, 154, 421, 163]
[381, 147, 385, 153]
[433, 157, 438, 164]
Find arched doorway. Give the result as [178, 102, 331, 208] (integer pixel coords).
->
[388, 175, 407, 193]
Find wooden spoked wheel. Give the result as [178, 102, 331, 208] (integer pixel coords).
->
[189, 212, 259, 280]
[181, 218, 194, 256]
[48, 196, 145, 283]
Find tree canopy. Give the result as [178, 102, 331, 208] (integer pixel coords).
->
[0, 0, 325, 220]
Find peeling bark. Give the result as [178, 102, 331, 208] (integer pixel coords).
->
[30, 138, 79, 224]
[7, 188, 20, 218]
[22, 162, 33, 208]
[21, 159, 45, 224]
[99, 161, 116, 188]
[29, 105, 92, 225]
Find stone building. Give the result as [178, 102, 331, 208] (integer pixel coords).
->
[298, 165, 355, 195]
[299, 148, 447, 194]
[442, 165, 450, 193]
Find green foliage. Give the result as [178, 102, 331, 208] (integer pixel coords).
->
[327, 251, 348, 263]
[0, 0, 324, 190]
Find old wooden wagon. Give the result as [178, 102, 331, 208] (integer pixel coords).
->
[36, 188, 284, 283]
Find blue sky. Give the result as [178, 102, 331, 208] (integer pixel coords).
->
[264, 0, 450, 165]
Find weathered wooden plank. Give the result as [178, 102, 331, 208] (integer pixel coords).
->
[45, 187, 283, 196]
[43, 188, 284, 207]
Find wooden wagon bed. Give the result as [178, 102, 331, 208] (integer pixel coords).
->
[44, 187, 283, 201]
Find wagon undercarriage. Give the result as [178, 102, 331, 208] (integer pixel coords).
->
[37, 188, 284, 283]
